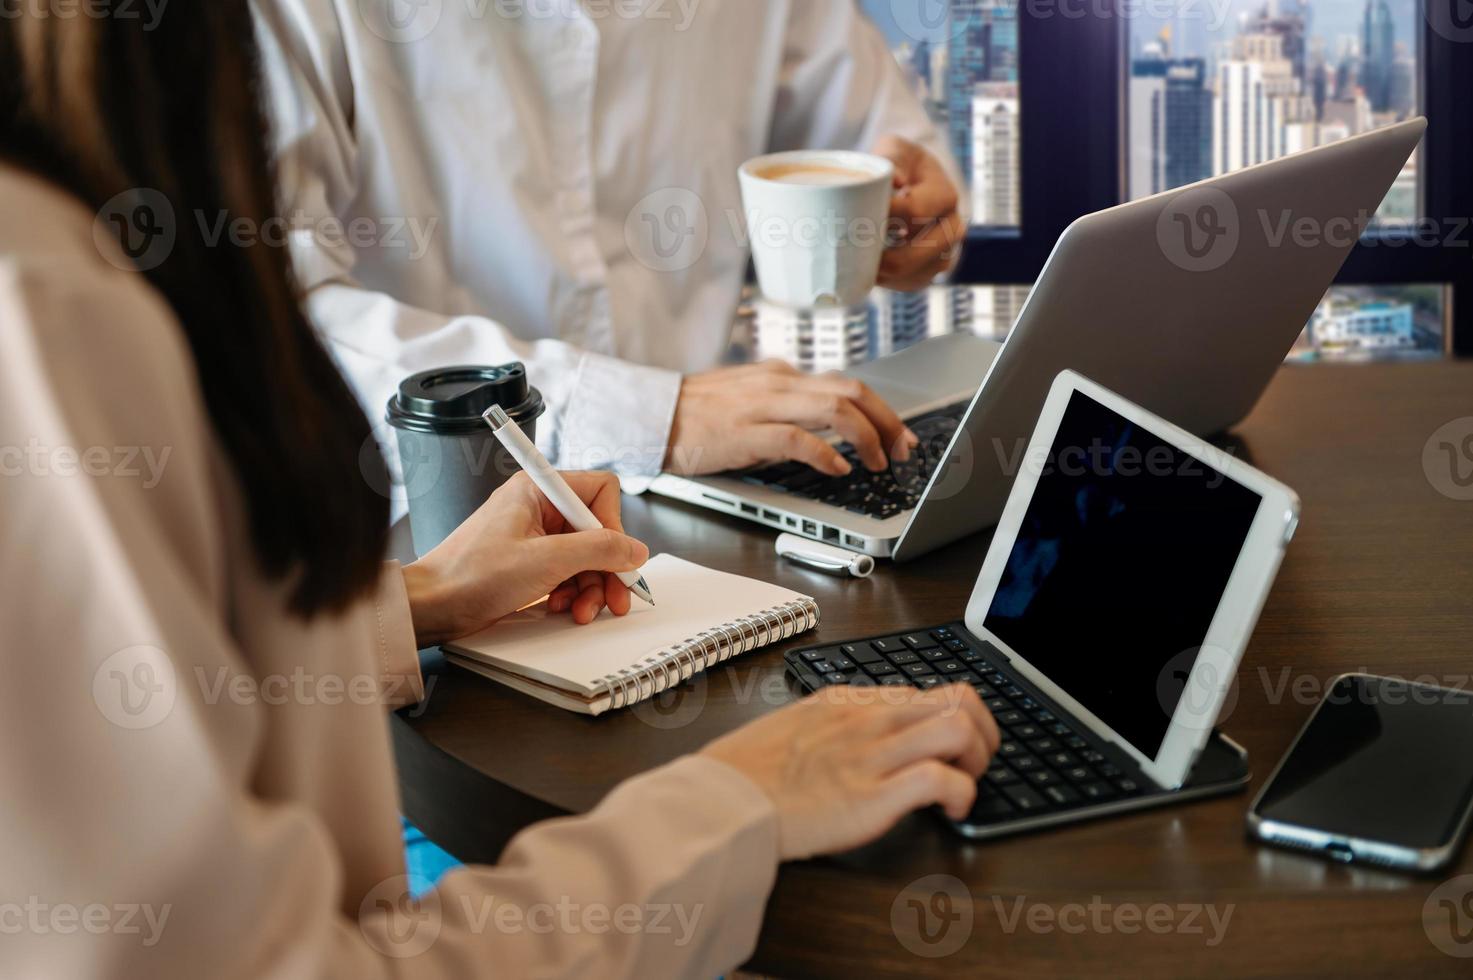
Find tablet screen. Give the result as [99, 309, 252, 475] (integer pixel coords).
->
[984, 390, 1263, 759]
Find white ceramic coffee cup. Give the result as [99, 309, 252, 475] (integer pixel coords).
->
[738, 150, 895, 309]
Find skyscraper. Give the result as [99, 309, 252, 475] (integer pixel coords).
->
[1361, 0, 1396, 111]
[1212, 33, 1306, 174]
[1130, 53, 1212, 198]
[947, 0, 1018, 217]
[1389, 52, 1416, 118]
[869, 289, 930, 358]
[750, 300, 870, 373]
[971, 82, 1020, 225]
[912, 39, 932, 94]
[968, 285, 1031, 339]
[1248, 0, 1311, 86]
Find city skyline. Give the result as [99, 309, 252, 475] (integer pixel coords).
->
[860, 0, 1422, 61]
[848, 0, 1440, 360]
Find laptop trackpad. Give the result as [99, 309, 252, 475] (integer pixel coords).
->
[843, 333, 1001, 415]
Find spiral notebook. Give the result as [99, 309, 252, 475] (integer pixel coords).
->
[443, 554, 820, 715]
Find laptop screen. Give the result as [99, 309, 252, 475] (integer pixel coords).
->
[983, 390, 1263, 760]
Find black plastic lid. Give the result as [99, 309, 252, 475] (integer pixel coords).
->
[386, 364, 544, 435]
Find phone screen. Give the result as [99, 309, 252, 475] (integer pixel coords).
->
[1254, 675, 1473, 850]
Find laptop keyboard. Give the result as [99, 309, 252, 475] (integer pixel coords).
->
[735, 400, 969, 521]
[785, 625, 1151, 826]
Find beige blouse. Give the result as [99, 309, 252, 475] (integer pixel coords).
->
[0, 166, 778, 978]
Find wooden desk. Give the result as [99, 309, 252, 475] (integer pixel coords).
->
[393, 362, 1473, 977]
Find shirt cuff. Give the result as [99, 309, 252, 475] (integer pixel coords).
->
[555, 351, 682, 493]
[371, 560, 426, 709]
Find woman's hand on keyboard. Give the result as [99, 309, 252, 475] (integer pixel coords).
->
[699, 684, 1000, 860]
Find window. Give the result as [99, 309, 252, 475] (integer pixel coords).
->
[1120, 1, 1444, 358]
[862, 1, 1022, 228]
[856, 0, 1472, 360]
[1125, 0, 1423, 226]
[1291, 283, 1447, 360]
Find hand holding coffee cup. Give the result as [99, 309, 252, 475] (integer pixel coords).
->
[870, 135, 966, 292]
[738, 150, 895, 309]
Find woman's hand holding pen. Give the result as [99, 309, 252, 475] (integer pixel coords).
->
[402, 471, 649, 647]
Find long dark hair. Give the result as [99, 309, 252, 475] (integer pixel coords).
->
[0, 3, 390, 615]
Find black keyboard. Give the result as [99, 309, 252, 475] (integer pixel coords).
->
[785, 625, 1158, 828]
[734, 400, 969, 520]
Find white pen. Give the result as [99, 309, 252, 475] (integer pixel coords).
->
[482, 405, 655, 606]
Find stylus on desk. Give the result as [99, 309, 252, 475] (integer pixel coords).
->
[775, 534, 875, 578]
[482, 405, 655, 607]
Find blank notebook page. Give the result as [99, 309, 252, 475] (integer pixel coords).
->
[445, 554, 813, 694]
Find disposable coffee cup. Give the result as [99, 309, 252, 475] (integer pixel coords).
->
[738, 150, 894, 309]
[387, 364, 544, 557]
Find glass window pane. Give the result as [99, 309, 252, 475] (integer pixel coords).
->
[861, 1, 1022, 228]
[736, 285, 1029, 370]
[736, 282, 1443, 370]
[1289, 284, 1447, 359]
[1126, 0, 1421, 226]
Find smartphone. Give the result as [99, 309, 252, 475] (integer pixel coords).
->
[1248, 673, 1473, 872]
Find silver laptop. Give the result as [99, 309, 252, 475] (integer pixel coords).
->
[651, 118, 1425, 560]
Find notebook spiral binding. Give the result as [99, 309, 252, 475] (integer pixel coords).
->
[593, 598, 820, 710]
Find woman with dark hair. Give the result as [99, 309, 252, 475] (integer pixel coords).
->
[0, 5, 998, 976]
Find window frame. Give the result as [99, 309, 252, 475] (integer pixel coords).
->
[951, 2, 1473, 355]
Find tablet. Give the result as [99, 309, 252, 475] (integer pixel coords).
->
[963, 370, 1301, 790]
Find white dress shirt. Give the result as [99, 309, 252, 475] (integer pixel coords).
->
[251, 0, 960, 491]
